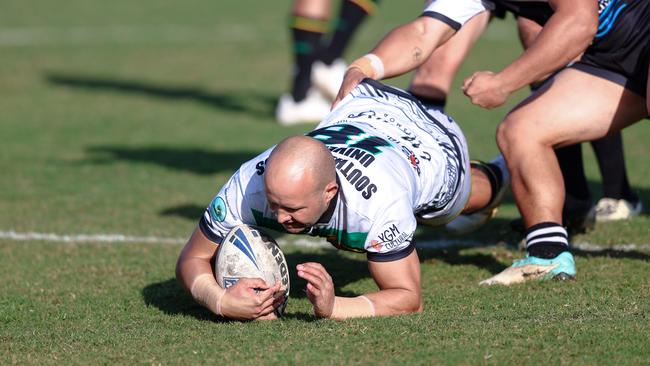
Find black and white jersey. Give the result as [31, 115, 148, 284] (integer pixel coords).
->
[200, 80, 470, 262]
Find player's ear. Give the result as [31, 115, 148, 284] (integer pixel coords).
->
[323, 181, 338, 202]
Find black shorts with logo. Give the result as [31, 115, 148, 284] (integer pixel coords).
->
[576, 0, 650, 98]
[495, 0, 650, 98]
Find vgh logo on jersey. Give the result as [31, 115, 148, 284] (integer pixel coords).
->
[230, 228, 259, 269]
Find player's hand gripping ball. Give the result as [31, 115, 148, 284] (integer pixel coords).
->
[214, 225, 290, 317]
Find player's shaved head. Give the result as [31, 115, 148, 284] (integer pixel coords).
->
[265, 135, 336, 194]
[264, 135, 338, 233]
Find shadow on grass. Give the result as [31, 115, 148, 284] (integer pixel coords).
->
[417, 248, 509, 274]
[572, 247, 650, 261]
[85, 146, 258, 175]
[142, 250, 370, 322]
[161, 203, 205, 220]
[45, 72, 277, 118]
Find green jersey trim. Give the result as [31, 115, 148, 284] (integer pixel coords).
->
[251, 209, 368, 253]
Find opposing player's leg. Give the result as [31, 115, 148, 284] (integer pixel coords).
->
[277, 0, 332, 125]
[408, 10, 490, 113]
[590, 133, 643, 221]
[483, 68, 647, 285]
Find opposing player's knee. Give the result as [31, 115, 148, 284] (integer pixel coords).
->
[496, 119, 518, 155]
[496, 114, 540, 154]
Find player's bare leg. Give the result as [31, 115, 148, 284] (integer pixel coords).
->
[408, 11, 490, 111]
[499, 69, 646, 227]
[482, 68, 647, 286]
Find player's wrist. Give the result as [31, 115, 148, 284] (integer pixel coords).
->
[348, 54, 385, 80]
[329, 295, 376, 319]
[190, 273, 225, 316]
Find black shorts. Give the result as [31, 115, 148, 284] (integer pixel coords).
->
[577, 0, 650, 98]
[495, 0, 650, 98]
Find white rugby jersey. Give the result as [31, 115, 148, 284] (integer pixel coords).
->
[200, 80, 469, 262]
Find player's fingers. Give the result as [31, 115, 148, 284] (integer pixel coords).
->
[297, 268, 325, 289]
[462, 74, 476, 92]
[255, 312, 278, 321]
[257, 285, 280, 302]
[257, 294, 277, 312]
[298, 262, 328, 275]
[272, 294, 286, 309]
[255, 304, 278, 319]
[240, 277, 270, 290]
[297, 264, 328, 283]
[299, 263, 333, 284]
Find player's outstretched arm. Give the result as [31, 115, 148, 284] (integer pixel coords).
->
[297, 250, 422, 319]
[176, 227, 282, 320]
[333, 16, 457, 107]
[463, 0, 598, 108]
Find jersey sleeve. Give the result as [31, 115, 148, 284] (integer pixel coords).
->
[364, 195, 417, 262]
[421, 0, 494, 31]
[199, 169, 251, 245]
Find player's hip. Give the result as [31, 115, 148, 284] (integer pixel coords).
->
[414, 122, 471, 225]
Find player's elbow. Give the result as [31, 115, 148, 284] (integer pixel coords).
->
[575, 16, 598, 46]
[394, 289, 423, 315]
[175, 256, 185, 287]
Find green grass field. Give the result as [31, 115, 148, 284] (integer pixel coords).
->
[1, 1, 649, 364]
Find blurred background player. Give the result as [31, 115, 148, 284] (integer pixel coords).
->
[276, 0, 379, 125]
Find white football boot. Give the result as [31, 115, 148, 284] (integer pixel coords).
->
[446, 154, 510, 234]
[275, 88, 331, 126]
[591, 197, 643, 222]
[312, 59, 347, 101]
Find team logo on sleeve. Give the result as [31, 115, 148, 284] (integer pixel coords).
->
[209, 196, 227, 222]
[372, 224, 413, 251]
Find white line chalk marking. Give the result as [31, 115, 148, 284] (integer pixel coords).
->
[2, 230, 649, 253]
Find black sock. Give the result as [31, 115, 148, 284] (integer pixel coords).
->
[289, 15, 328, 101]
[591, 132, 638, 202]
[318, 0, 379, 65]
[411, 93, 446, 113]
[525, 222, 569, 259]
[556, 144, 592, 202]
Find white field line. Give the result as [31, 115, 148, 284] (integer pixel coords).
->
[1, 230, 649, 253]
[0, 230, 186, 245]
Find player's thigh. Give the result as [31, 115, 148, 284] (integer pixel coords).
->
[427, 11, 489, 71]
[410, 11, 490, 94]
[500, 68, 647, 148]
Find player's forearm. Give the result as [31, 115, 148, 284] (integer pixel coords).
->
[329, 288, 421, 319]
[497, 6, 597, 94]
[176, 255, 225, 315]
[364, 17, 456, 79]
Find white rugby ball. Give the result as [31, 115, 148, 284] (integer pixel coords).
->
[214, 225, 290, 317]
